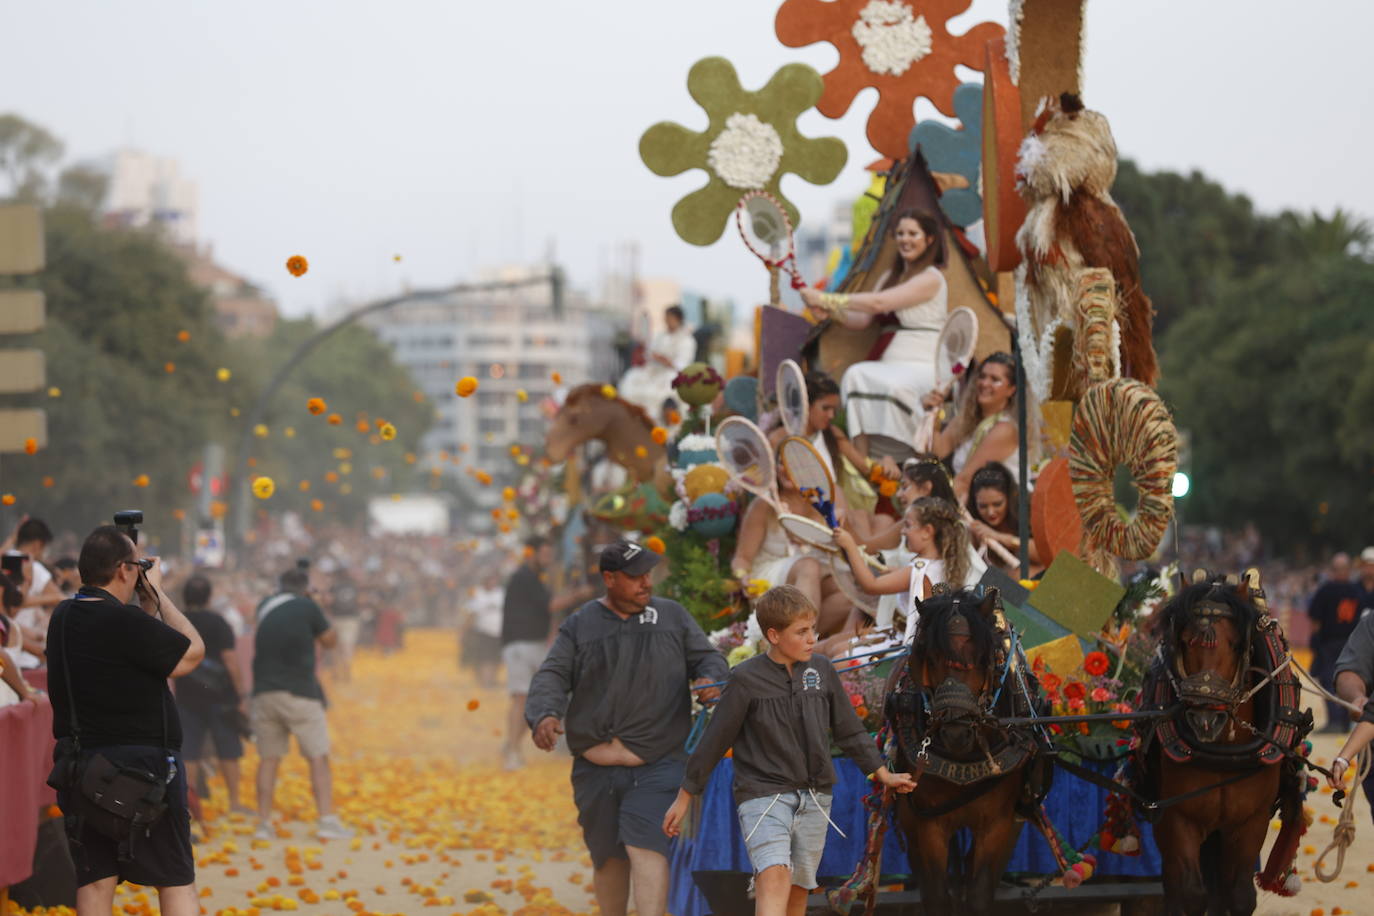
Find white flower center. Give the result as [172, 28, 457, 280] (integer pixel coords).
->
[852, 0, 933, 77]
[707, 113, 784, 190]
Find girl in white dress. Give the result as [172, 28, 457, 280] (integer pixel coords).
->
[832, 497, 973, 643]
[801, 210, 948, 462]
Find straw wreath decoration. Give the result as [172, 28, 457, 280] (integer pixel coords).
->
[1068, 378, 1177, 561]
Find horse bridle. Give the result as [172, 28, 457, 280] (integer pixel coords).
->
[1168, 598, 1256, 743]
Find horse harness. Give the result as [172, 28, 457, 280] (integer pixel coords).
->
[1141, 607, 1311, 771]
[885, 608, 1045, 814]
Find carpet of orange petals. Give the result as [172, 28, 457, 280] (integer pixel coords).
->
[7, 631, 598, 916]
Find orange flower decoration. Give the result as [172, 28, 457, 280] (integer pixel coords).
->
[286, 255, 309, 277]
[467, 699, 480, 711]
[644, 536, 667, 554]
[41, 476, 54, 488]
[1, 494, 14, 507]
[133, 474, 150, 488]
[176, 329, 191, 342]
[310, 499, 324, 512]
[327, 413, 342, 426]
[666, 409, 682, 425]
[455, 376, 479, 397]
[775, 0, 1003, 160]
[877, 478, 898, 498]
[23, 437, 37, 455]
[651, 427, 668, 445]
[307, 397, 327, 415]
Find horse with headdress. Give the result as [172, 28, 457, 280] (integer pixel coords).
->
[880, 585, 1054, 914]
[1132, 568, 1313, 915]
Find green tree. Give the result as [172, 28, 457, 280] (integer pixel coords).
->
[0, 113, 63, 201]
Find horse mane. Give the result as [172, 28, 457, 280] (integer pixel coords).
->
[562, 383, 655, 429]
[912, 587, 998, 672]
[1158, 580, 1260, 658]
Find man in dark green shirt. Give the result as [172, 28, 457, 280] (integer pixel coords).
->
[250, 567, 352, 842]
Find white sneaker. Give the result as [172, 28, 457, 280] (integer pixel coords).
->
[253, 822, 273, 841]
[316, 815, 354, 840]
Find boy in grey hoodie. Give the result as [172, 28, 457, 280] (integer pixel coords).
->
[663, 585, 914, 915]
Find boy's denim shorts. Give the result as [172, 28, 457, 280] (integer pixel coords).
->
[736, 790, 833, 890]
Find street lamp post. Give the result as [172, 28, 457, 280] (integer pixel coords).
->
[227, 271, 561, 547]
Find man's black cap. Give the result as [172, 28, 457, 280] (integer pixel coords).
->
[599, 540, 661, 576]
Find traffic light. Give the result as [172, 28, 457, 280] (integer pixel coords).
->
[0, 204, 47, 456]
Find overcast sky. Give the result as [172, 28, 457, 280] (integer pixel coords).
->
[6, 0, 1372, 319]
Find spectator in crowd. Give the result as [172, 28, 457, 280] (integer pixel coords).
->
[9, 517, 67, 611]
[1359, 547, 1374, 616]
[1309, 552, 1364, 732]
[461, 565, 505, 689]
[0, 576, 43, 705]
[251, 566, 352, 841]
[47, 525, 205, 916]
[327, 571, 362, 682]
[500, 535, 597, 771]
[526, 540, 728, 916]
[52, 556, 80, 597]
[176, 575, 252, 816]
[2, 552, 44, 668]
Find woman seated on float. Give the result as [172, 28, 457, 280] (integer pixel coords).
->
[731, 455, 851, 639]
[966, 462, 1042, 576]
[801, 209, 947, 464]
[924, 351, 1020, 501]
[767, 371, 887, 538]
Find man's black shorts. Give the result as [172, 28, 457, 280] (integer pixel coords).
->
[180, 703, 244, 762]
[58, 746, 195, 888]
[571, 755, 683, 868]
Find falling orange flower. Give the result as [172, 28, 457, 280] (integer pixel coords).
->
[252, 476, 276, 499]
[286, 255, 309, 277]
[474, 470, 493, 486]
[172, 508, 186, 521]
[516, 389, 528, 403]
[176, 329, 191, 343]
[467, 699, 480, 711]
[651, 427, 668, 445]
[379, 422, 397, 441]
[456, 376, 479, 397]
[217, 367, 231, 382]
[310, 499, 324, 512]
[307, 397, 327, 415]
[254, 423, 270, 438]
[23, 437, 37, 455]
[327, 413, 342, 426]
[325, 471, 339, 484]
[41, 476, 54, 488]
[1, 494, 14, 507]
[298, 480, 312, 492]
[509, 444, 522, 457]
[133, 474, 150, 488]
[355, 419, 371, 434]
[645, 536, 667, 554]
[164, 361, 176, 374]
[502, 486, 516, 501]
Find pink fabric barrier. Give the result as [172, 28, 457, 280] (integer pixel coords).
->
[0, 697, 55, 888]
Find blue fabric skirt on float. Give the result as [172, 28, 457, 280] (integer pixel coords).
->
[668, 756, 1160, 916]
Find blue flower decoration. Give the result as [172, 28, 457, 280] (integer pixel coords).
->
[909, 82, 983, 227]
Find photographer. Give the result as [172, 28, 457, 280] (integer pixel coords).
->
[47, 524, 205, 916]
[175, 575, 252, 816]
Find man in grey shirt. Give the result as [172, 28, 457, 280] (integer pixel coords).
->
[526, 540, 727, 916]
[1334, 607, 1374, 824]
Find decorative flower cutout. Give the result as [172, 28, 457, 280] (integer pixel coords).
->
[640, 57, 847, 246]
[910, 82, 984, 226]
[776, 0, 1003, 160]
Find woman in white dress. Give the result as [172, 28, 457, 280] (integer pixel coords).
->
[801, 209, 948, 462]
[730, 460, 852, 637]
[926, 351, 1020, 502]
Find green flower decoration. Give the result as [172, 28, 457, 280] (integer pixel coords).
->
[640, 57, 847, 247]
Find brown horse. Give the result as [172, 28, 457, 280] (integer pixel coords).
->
[1137, 569, 1311, 916]
[544, 383, 673, 496]
[884, 586, 1049, 915]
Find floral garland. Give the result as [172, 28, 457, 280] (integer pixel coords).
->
[851, 0, 933, 77]
[1015, 272, 1062, 403]
[707, 113, 785, 190]
[672, 365, 725, 390]
[688, 501, 739, 523]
